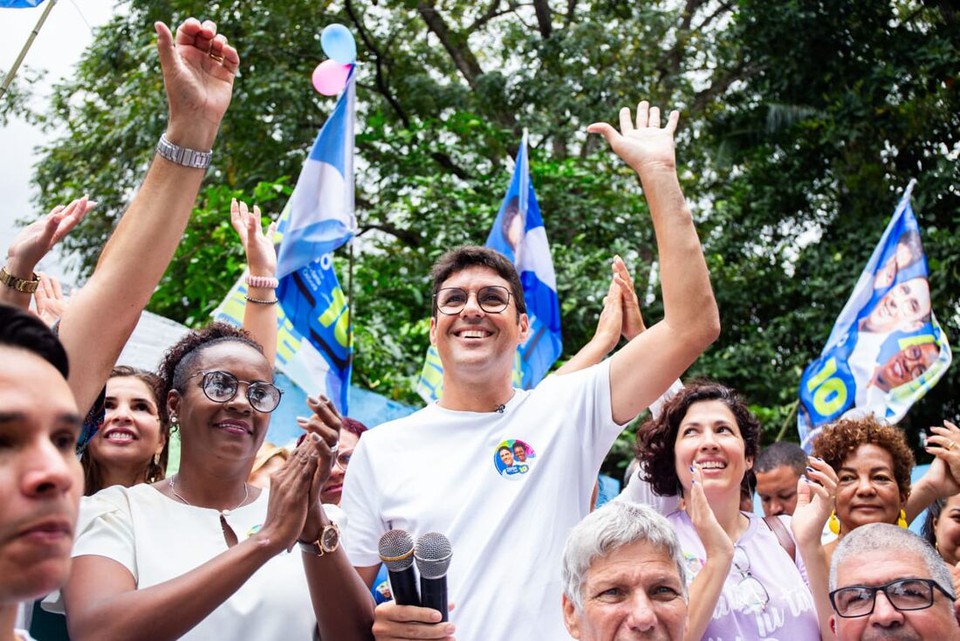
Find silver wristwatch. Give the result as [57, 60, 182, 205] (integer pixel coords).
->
[156, 133, 213, 169]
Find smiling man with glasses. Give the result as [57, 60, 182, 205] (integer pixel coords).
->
[341, 101, 720, 641]
[829, 522, 960, 641]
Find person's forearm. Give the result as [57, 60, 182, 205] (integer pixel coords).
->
[0, 257, 37, 311]
[636, 165, 719, 348]
[305, 548, 375, 641]
[243, 283, 278, 368]
[905, 479, 938, 524]
[797, 541, 833, 640]
[683, 554, 732, 641]
[556, 336, 614, 375]
[58, 148, 209, 414]
[66, 534, 279, 641]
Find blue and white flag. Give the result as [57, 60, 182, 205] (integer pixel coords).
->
[214, 67, 355, 414]
[276, 67, 356, 280]
[798, 181, 952, 450]
[0, 1, 46, 7]
[417, 131, 562, 401]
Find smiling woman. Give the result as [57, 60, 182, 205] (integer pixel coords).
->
[634, 382, 829, 641]
[57, 322, 374, 641]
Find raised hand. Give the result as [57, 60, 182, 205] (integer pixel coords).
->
[791, 456, 837, 546]
[6, 197, 95, 279]
[154, 18, 240, 149]
[230, 198, 278, 278]
[687, 464, 734, 563]
[587, 100, 679, 174]
[34, 273, 70, 326]
[259, 435, 322, 554]
[611, 255, 646, 340]
[924, 420, 960, 497]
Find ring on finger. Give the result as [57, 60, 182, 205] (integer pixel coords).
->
[209, 51, 225, 63]
[949, 441, 956, 451]
[329, 442, 340, 454]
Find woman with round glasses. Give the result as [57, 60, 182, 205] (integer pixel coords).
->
[60, 323, 374, 640]
[635, 381, 833, 640]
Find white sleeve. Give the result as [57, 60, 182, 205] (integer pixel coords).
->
[615, 472, 680, 516]
[339, 437, 386, 568]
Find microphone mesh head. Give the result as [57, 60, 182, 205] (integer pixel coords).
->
[414, 532, 453, 580]
[379, 529, 415, 572]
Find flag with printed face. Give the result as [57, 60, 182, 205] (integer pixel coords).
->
[797, 183, 951, 450]
[416, 131, 562, 402]
[214, 68, 355, 413]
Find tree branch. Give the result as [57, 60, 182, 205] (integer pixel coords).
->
[533, 0, 553, 39]
[345, 0, 411, 128]
[417, 0, 485, 88]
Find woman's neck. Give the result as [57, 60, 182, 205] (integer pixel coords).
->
[100, 462, 149, 490]
[710, 492, 750, 541]
[167, 462, 251, 512]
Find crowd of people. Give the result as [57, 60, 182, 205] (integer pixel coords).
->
[2, 14, 958, 641]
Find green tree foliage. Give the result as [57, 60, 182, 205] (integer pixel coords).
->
[18, 0, 959, 474]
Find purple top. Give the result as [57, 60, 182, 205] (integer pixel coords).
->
[669, 510, 821, 641]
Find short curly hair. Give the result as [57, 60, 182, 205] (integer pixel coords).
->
[156, 322, 264, 424]
[635, 381, 762, 497]
[811, 415, 913, 502]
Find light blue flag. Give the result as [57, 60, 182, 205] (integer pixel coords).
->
[276, 66, 356, 280]
[0, 1, 46, 7]
[214, 67, 355, 414]
[798, 181, 952, 450]
[417, 131, 562, 401]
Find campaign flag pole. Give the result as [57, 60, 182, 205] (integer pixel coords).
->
[417, 129, 562, 402]
[214, 57, 357, 416]
[797, 180, 951, 450]
[0, 0, 56, 101]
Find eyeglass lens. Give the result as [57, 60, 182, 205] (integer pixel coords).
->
[201, 371, 282, 412]
[732, 547, 769, 612]
[435, 286, 511, 314]
[833, 579, 940, 617]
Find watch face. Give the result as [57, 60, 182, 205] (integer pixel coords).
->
[321, 525, 340, 551]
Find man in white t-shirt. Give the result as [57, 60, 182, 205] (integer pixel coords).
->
[341, 101, 720, 640]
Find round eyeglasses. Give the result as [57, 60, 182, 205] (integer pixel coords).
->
[732, 546, 769, 613]
[434, 286, 512, 315]
[830, 578, 956, 618]
[187, 370, 283, 413]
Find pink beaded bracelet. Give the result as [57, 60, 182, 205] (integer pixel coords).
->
[245, 274, 279, 289]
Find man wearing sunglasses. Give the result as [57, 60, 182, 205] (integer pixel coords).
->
[829, 522, 960, 640]
[342, 101, 720, 640]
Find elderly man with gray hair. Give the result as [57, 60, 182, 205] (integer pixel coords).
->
[561, 501, 688, 640]
[829, 522, 960, 641]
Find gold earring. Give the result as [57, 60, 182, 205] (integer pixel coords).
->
[829, 510, 841, 535]
[898, 509, 908, 529]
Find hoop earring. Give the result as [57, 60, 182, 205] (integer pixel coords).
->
[898, 509, 908, 529]
[828, 510, 841, 535]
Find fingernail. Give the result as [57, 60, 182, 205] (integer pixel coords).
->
[806, 466, 815, 473]
[310, 433, 321, 442]
[296, 416, 309, 425]
[689, 465, 695, 473]
[814, 457, 824, 461]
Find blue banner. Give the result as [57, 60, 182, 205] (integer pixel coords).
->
[798, 182, 952, 449]
[0, 1, 46, 7]
[417, 131, 562, 401]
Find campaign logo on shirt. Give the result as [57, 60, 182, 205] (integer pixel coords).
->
[493, 439, 536, 479]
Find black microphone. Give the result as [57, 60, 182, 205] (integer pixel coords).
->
[414, 532, 452, 621]
[378, 529, 421, 607]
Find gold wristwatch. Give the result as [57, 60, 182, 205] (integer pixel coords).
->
[0, 266, 39, 293]
[298, 522, 340, 556]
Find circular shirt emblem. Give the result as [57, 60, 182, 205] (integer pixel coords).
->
[493, 439, 536, 479]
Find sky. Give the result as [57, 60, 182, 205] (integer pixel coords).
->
[0, 0, 119, 282]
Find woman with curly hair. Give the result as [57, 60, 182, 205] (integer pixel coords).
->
[81, 366, 169, 495]
[814, 415, 960, 559]
[59, 323, 374, 640]
[635, 381, 834, 641]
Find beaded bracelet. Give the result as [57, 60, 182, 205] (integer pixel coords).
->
[245, 295, 279, 305]
[245, 274, 279, 289]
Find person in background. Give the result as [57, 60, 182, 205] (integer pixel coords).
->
[829, 522, 960, 640]
[248, 442, 289, 490]
[320, 417, 368, 506]
[561, 501, 688, 641]
[754, 441, 808, 517]
[0, 306, 83, 641]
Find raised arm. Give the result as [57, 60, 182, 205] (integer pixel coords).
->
[0, 198, 93, 310]
[231, 198, 279, 368]
[56, 18, 239, 415]
[588, 102, 720, 424]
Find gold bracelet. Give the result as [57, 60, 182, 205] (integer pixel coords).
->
[244, 295, 279, 305]
[0, 266, 40, 293]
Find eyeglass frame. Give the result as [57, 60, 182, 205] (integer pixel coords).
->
[334, 448, 353, 471]
[433, 285, 513, 316]
[732, 546, 770, 612]
[186, 370, 283, 413]
[829, 578, 956, 618]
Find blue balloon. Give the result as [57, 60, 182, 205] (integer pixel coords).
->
[321, 24, 357, 64]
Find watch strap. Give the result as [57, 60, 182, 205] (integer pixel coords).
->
[0, 266, 40, 293]
[298, 522, 340, 556]
[156, 133, 213, 169]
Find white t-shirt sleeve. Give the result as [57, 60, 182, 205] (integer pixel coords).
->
[616, 471, 680, 515]
[340, 436, 386, 568]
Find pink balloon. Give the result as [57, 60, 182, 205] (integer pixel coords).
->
[312, 60, 351, 96]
